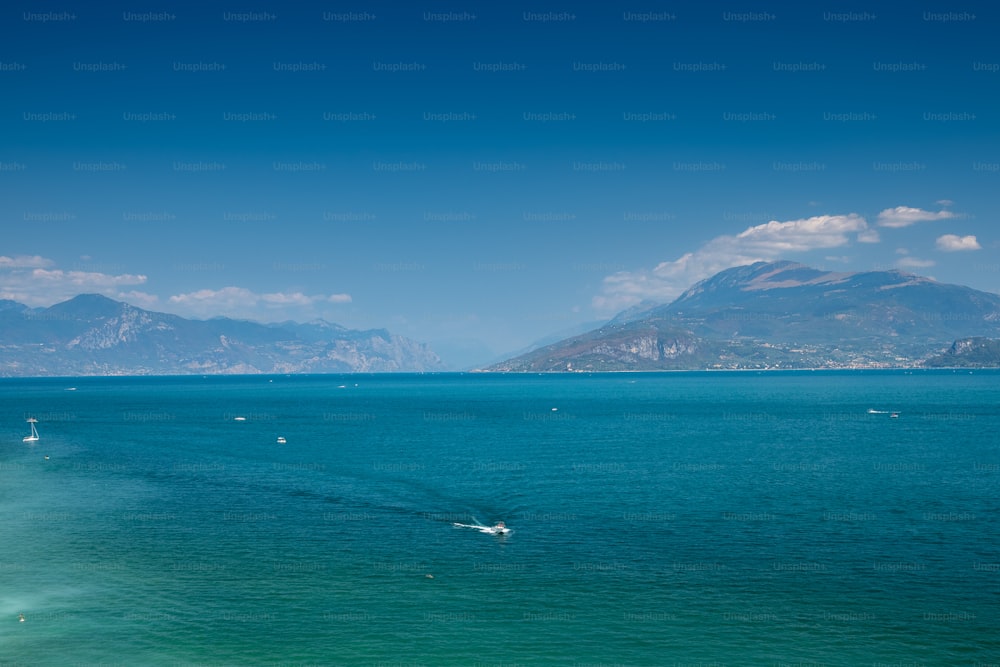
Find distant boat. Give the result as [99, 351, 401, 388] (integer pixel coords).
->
[276, 436, 286, 444]
[23, 418, 39, 443]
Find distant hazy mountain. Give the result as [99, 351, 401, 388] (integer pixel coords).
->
[486, 261, 1000, 371]
[0, 294, 442, 376]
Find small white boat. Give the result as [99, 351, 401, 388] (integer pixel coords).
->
[276, 436, 286, 444]
[23, 418, 39, 443]
[490, 521, 511, 535]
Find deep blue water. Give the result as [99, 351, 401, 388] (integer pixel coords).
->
[1, 371, 998, 666]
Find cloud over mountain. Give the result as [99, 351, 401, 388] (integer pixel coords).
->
[0, 256, 352, 324]
[593, 213, 870, 313]
[167, 287, 353, 320]
[0, 255, 147, 306]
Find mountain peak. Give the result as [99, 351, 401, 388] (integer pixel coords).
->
[0, 299, 29, 314]
[674, 261, 840, 302]
[65, 293, 121, 305]
[45, 293, 130, 319]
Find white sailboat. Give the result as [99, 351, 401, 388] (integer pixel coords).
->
[23, 418, 39, 443]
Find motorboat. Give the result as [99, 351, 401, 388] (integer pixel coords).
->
[490, 521, 510, 535]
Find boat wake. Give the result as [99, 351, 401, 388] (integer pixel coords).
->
[453, 522, 511, 536]
[867, 409, 901, 417]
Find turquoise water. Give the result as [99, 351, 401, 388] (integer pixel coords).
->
[1, 371, 998, 666]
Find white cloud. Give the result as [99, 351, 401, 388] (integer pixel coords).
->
[258, 291, 350, 307]
[876, 206, 956, 228]
[935, 234, 981, 252]
[0, 255, 53, 269]
[117, 291, 161, 309]
[261, 291, 318, 306]
[593, 213, 870, 313]
[734, 214, 869, 253]
[167, 286, 352, 320]
[168, 286, 254, 307]
[896, 256, 936, 269]
[31, 268, 147, 290]
[0, 256, 147, 306]
[857, 229, 881, 243]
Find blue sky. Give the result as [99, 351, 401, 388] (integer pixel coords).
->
[2, 1, 998, 367]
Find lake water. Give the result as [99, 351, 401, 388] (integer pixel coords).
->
[1, 371, 998, 666]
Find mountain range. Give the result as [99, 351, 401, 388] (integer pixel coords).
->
[0, 294, 442, 376]
[5, 261, 1000, 376]
[486, 261, 1000, 371]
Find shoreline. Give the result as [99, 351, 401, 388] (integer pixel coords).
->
[1, 366, 997, 381]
